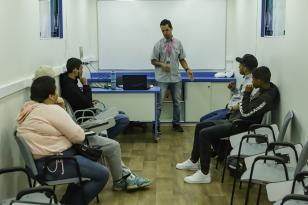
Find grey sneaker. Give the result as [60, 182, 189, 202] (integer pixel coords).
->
[113, 174, 151, 191]
[126, 175, 151, 190]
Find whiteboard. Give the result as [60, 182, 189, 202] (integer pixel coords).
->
[97, 0, 226, 70]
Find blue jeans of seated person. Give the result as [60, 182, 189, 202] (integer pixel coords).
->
[157, 81, 182, 125]
[35, 148, 109, 205]
[199, 108, 229, 122]
[107, 113, 130, 139]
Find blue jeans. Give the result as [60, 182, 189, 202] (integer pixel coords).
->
[157, 81, 182, 125]
[35, 148, 109, 205]
[107, 113, 129, 139]
[199, 108, 229, 122]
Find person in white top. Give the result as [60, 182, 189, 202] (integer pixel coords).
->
[199, 54, 258, 122]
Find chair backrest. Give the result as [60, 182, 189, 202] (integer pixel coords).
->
[281, 194, 308, 205]
[294, 141, 308, 176]
[255, 124, 279, 143]
[277, 111, 294, 142]
[62, 98, 77, 122]
[62, 97, 115, 135]
[15, 135, 39, 177]
[261, 110, 272, 125]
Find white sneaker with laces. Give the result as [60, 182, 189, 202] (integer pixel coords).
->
[184, 170, 211, 184]
[176, 159, 199, 171]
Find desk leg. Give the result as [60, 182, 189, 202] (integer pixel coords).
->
[153, 92, 160, 142]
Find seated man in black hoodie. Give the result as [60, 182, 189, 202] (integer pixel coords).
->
[59, 58, 151, 190]
[60, 57, 129, 139]
[176, 66, 279, 184]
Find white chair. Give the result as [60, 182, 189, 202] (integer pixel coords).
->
[267, 171, 308, 204]
[242, 140, 308, 205]
[0, 167, 58, 205]
[63, 98, 116, 135]
[15, 135, 95, 205]
[10, 201, 57, 205]
[228, 111, 294, 205]
[277, 195, 308, 205]
[265, 192, 308, 205]
[230, 111, 293, 151]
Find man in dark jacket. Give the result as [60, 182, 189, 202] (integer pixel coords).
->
[176, 66, 279, 184]
[60, 58, 129, 139]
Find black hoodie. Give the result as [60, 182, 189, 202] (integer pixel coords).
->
[59, 72, 93, 113]
[238, 82, 279, 123]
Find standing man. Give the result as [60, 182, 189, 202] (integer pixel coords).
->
[151, 19, 193, 133]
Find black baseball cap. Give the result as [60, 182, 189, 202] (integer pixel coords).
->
[236, 54, 258, 70]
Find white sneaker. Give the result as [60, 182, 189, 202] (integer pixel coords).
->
[184, 170, 211, 184]
[176, 159, 199, 171]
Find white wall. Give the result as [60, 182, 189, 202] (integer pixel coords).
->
[226, 0, 308, 143]
[225, 0, 258, 78]
[0, 0, 64, 87]
[0, 90, 30, 199]
[0, 0, 98, 87]
[64, 0, 98, 61]
[0, 0, 98, 199]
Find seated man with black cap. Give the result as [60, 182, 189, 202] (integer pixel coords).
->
[199, 54, 258, 122]
[176, 66, 279, 184]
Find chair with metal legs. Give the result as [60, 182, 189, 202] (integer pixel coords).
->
[266, 171, 308, 205]
[219, 111, 278, 183]
[0, 167, 57, 205]
[15, 135, 98, 205]
[229, 111, 294, 205]
[242, 140, 307, 205]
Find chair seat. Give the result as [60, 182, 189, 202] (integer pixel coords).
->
[230, 143, 268, 157]
[45, 177, 90, 186]
[1, 193, 55, 205]
[230, 132, 249, 148]
[241, 163, 296, 184]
